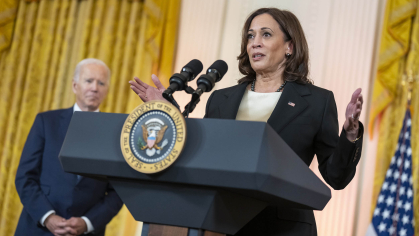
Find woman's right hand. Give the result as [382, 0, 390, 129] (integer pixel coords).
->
[129, 74, 166, 102]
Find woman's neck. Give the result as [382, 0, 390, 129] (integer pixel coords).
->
[252, 69, 285, 93]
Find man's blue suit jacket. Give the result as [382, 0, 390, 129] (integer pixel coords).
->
[15, 107, 123, 236]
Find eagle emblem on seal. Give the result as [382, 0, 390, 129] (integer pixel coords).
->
[138, 118, 169, 157]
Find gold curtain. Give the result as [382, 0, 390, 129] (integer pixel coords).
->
[370, 0, 419, 234]
[0, 0, 180, 235]
[0, 0, 18, 51]
[368, 0, 417, 135]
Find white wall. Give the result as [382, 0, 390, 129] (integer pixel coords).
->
[173, 0, 384, 235]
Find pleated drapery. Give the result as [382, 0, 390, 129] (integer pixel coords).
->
[0, 0, 18, 52]
[369, 0, 419, 234]
[0, 0, 180, 235]
[368, 0, 418, 134]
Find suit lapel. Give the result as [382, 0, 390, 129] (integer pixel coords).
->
[60, 107, 74, 140]
[267, 82, 310, 133]
[218, 83, 248, 119]
[60, 108, 79, 184]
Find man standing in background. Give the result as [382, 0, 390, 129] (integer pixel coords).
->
[15, 58, 123, 236]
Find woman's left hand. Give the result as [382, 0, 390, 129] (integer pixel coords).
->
[343, 88, 363, 142]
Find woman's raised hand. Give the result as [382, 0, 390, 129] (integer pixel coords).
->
[343, 88, 363, 141]
[129, 74, 166, 102]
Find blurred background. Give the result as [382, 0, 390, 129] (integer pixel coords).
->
[0, 0, 418, 235]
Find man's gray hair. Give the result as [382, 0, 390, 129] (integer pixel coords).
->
[73, 58, 111, 83]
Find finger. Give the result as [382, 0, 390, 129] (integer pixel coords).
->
[151, 74, 166, 90]
[129, 78, 148, 92]
[358, 93, 364, 105]
[130, 86, 143, 95]
[350, 88, 362, 104]
[134, 77, 150, 89]
[353, 110, 360, 121]
[56, 221, 68, 228]
[350, 110, 361, 121]
[54, 228, 69, 235]
[348, 116, 355, 126]
[356, 101, 362, 113]
[69, 220, 79, 228]
[64, 226, 78, 235]
[356, 101, 362, 110]
[130, 83, 146, 93]
[131, 77, 148, 90]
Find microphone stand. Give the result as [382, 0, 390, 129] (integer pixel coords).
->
[182, 88, 204, 118]
[162, 93, 181, 110]
[162, 86, 196, 118]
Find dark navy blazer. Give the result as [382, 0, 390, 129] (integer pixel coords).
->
[205, 82, 364, 236]
[15, 107, 123, 236]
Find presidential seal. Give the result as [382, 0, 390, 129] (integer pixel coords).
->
[120, 101, 186, 174]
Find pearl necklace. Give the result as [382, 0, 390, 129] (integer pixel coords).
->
[251, 80, 287, 92]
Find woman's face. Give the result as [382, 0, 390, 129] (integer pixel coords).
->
[246, 14, 292, 75]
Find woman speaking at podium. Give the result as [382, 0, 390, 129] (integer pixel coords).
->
[129, 7, 364, 236]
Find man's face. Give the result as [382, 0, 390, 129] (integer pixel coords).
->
[72, 63, 109, 111]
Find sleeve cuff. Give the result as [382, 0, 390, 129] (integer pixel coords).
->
[342, 121, 364, 143]
[340, 122, 364, 165]
[81, 216, 94, 234]
[40, 210, 55, 227]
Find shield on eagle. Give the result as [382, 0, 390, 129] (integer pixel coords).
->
[147, 135, 156, 149]
[140, 118, 168, 156]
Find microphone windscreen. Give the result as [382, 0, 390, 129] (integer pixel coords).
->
[185, 59, 204, 77]
[208, 60, 228, 81]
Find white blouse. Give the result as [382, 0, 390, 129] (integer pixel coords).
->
[235, 89, 282, 122]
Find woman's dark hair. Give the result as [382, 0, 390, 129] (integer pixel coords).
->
[237, 8, 312, 84]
